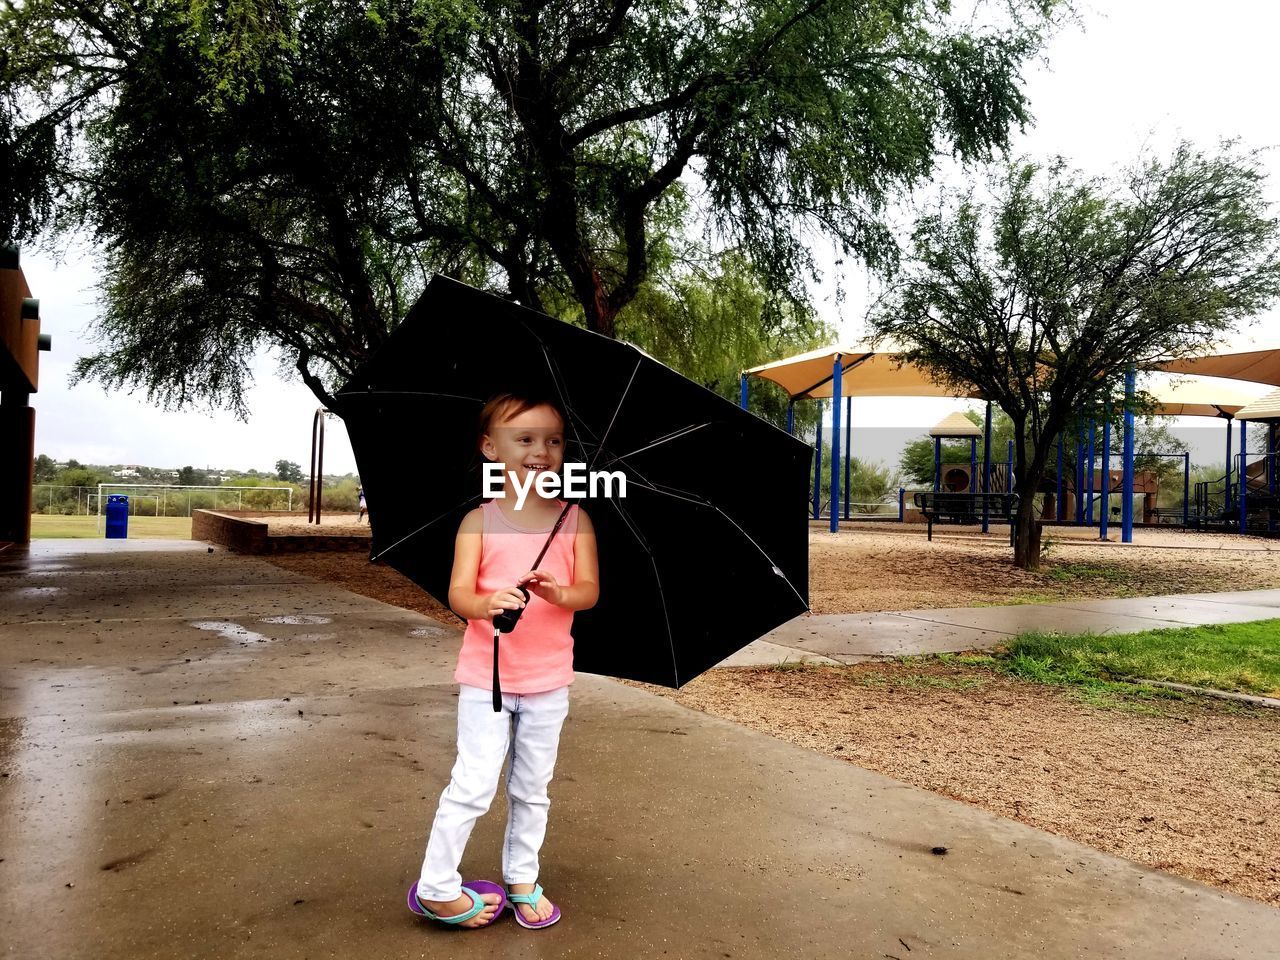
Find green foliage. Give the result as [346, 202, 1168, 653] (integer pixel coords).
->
[55, 465, 110, 488]
[275, 458, 304, 483]
[870, 144, 1280, 567]
[811, 444, 900, 512]
[33, 453, 58, 483]
[616, 252, 832, 430]
[176, 466, 209, 486]
[3, 0, 1062, 413]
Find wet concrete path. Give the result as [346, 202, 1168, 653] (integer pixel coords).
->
[733, 590, 1280, 666]
[2, 541, 1277, 958]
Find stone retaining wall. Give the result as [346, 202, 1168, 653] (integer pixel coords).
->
[192, 510, 370, 555]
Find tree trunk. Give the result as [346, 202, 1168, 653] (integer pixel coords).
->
[1012, 495, 1042, 570]
[1011, 435, 1050, 570]
[582, 267, 617, 338]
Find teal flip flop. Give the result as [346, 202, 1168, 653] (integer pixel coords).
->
[407, 880, 506, 927]
[508, 883, 561, 929]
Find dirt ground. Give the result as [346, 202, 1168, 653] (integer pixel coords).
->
[261, 525, 1280, 905]
[652, 663, 1280, 906]
[808, 524, 1280, 613]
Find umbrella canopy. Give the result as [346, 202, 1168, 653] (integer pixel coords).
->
[337, 276, 811, 687]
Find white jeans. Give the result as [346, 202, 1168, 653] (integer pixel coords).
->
[416, 683, 570, 901]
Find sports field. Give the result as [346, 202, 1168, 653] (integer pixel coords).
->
[29, 515, 194, 539]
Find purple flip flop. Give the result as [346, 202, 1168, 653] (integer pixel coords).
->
[407, 879, 507, 928]
[508, 883, 561, 930]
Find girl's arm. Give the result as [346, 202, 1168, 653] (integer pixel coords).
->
[520, 508, 599, 612]
[448, 508, 527, 621]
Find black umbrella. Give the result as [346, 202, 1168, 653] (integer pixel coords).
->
[337, 276, 810, 689]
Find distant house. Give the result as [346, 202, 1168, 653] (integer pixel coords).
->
[112, 466, 140, 479]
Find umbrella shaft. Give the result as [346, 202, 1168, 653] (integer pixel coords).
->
[492, 631, 501, 712]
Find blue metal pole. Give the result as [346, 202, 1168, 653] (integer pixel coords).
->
[1055, 437, 1064, 522]
[898, 487, 905, 522]
[981, 402, 993, 533]
[1075, 439, 1084, 523]
[1270, 423, 1278, 534]
[786, 401, 795, 436]
[1182, 452, 1190, 528]
[1100, 412, 1111, 540]
[830, 358, 842, 533]
[812, 404, 822, 520]
[933, 437, 942, 492]
[1122, 369, 1135, 543]
[1225, 417, 1233, 514]
[1271, 424, 1278, 533]
[1239, 417, 1248, 532]
[843, 396, 852, 521]
[1086, 420, 1096, 525]
[739, 373, 748, 410]
[969, 438, 977, 493]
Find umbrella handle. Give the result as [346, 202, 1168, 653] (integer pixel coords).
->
[492, 629, 502, 712]
[492, 585, 531, 634]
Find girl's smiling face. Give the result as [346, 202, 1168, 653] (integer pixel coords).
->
[480, 403, 566, 495]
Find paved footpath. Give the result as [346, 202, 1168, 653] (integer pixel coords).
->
[2, 541, 1277, 959]
[730, 590, 1280, 665]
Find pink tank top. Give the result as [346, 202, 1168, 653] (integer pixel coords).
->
[454, 500, 579, 693]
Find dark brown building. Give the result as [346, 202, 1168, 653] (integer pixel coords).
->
[1, 245, 49, 544]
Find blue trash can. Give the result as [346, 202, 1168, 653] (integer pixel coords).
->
[105, 495, 129, 539]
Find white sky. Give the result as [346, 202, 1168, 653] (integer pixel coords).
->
[20, 0, 1280, 474]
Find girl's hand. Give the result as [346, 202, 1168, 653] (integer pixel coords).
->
[519, 570, 564, 607]
[484, 586, 527, 620]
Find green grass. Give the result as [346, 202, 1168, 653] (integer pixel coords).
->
[1002, 621, 1280, 697]
[30, 515, 194, 540]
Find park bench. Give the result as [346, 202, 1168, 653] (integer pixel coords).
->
[1151, 505, 1188, 526]
[913, 491, 1020, 544]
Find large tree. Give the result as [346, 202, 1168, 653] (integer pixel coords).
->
[870, 144, 1280, 569]
[3, 0, 1061, 413]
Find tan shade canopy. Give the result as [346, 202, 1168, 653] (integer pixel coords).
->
[745, 344, 983, 400]
[1149, 345, 1280, 387]
[928, 412, 982, 437]
[1235, 387, 1280, 422]
[1142, 377, 1267, 419]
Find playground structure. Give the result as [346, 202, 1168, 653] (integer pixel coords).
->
[742, 342, 1280, 540]
[1191, 387, 1280, 534]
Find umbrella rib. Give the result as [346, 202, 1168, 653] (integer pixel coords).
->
[586, 358, 644, 472]
[593, 422, 714, 469]
[531, 337, 601, 468]
[603, 495, 681, 687]
[620, 478, 809, 611]
[368, 493, 484, 563]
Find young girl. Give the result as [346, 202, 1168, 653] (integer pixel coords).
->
[409, 391, 599, 930]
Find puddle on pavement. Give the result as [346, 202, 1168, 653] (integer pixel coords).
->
[259, 615, 333, 625]
[409, 625, 451, 638]
[189, 620, 271, 644]
[11, 586, 62, 598]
